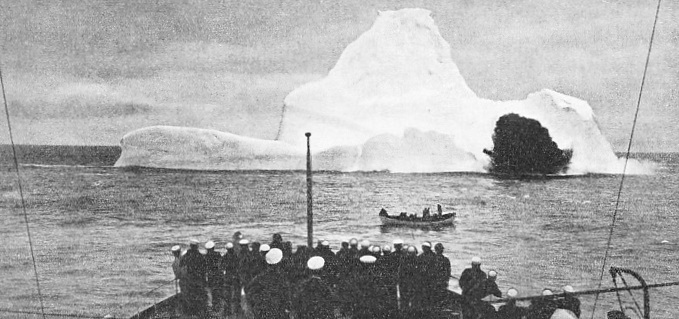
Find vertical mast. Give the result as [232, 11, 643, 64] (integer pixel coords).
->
[305, 132, 313, 248]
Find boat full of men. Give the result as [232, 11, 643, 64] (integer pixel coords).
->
[170, 232, 582, 319]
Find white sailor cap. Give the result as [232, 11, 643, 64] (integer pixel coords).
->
[372, 246, 381, 253]
[542, 289, 553, 296]
[350, 238, 358, 245]
[507, 288, 518, 298]
[471, 257, 482, 265]
[189, 238, 200, 246]
[382, 245, 392, 252]
[488, 270, 497, 278]
[359, 255, 377, 264]
[225, 242, 234, 249]
[422, 241, 432, 248]
[205, 241, 215, 249]
[259, 244, 271, 252]
[360, 240, 371, 248]
[266, 248, 283, 265]
[393, 239, 404, 245]
[562, 285, 574, 293]
[171, 245, 181, 252]
[407, 246, 416, 253]
[307, 256, 325, 270]
[321, 240, 329, 247]
[239, 239, 249, 245]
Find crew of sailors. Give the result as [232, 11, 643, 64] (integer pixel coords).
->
[170, 233, 581, 319]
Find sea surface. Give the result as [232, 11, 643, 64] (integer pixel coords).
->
[1, 150, 678, 318]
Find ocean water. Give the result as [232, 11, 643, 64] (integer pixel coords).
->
[1, 152, 678, 318]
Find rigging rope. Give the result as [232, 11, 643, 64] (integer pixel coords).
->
[590, 0, 663, 317]
[1, 66, 47, 319]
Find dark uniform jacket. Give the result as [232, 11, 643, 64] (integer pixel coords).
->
[459, 267, 487, 300]
[245, 266, 292, 319]
[205, 249, 223, 287]
[292, 275, 336, 319]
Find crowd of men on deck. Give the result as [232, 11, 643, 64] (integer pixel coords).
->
[170, 232, 581, 319]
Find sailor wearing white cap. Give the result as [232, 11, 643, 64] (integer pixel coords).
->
[359, 255, 377, 264]
[204, 240, 223, 312]
[371, 245, 382, 257]
[459, 256, 488, 299]
[359, 240, 371, 257]
[527, 288, 559, 319]
[415, 241, 437, 308]
[432, 243, 451, 293]
[259, 244, 270, 253]
[246, 247, 292, 319]
[171, 245, 186, 296]
[392, 239, 404, 255]
[558, 285, 581, 318]
[482, 270, 502, 299]
[265, 248, 283, 265]
[307, 256, 325, 270]
[293, 256, 334, 319]
[221, 242, 239, 315]
[179, 238, 208, 315]
[497, 288, 525, 319]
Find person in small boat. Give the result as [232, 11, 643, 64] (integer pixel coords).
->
[179, 239, 208, 316]
[245, 248, 292, 319]
[292, 256, 336, 319]
[220, 242, 240, 316]
[459, 257, 488, 300]
[527, 289, 558, 319]
[422, 207, 431, 219]
[379, 208, 388, 216]
[497, 288, 527, 319]
[270, 233, 284, 250]
[556, 285, 581, 318]
[437, 203, 443, 216]
[204, 241, 223, 313]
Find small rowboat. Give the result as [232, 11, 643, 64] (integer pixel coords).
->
[379, 212, 456, 227]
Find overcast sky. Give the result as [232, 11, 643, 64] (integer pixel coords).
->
[0, 0, 677, 152]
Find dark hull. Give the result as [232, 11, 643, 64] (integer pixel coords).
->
[380, 213, 455, 227]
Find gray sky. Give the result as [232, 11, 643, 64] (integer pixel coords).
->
[0, 0, 677, 152]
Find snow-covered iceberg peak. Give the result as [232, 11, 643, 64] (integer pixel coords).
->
[328, 8, 476, 99]
[279, 8, 477, 151]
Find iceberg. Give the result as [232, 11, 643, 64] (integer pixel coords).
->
[115, 8, 652, 174]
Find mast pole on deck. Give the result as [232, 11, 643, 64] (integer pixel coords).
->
[305, 132, 313, 248]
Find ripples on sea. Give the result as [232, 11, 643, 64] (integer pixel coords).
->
[1, 152, 678, 318]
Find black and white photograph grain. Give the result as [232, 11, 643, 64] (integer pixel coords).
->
[1, 1, 678, 318]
